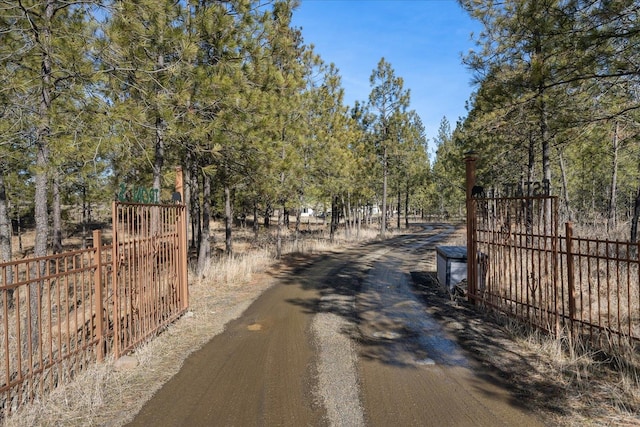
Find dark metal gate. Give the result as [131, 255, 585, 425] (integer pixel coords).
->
[465, 153, 562, 334]
[465, 153, 640, 348]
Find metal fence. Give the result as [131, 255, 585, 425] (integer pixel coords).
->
[465, 155, 640, 349]
[0, 200, 188, 418]
[469, 195, 640, 348]
[112, 202, 189, 357]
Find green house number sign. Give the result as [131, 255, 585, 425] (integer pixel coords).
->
[118, 183, 160, 204]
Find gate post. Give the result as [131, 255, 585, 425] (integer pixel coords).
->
[175, 166, 189, 309]
[465, 151, 478, 304]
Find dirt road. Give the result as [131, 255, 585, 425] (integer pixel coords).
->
[127, 224, 545, 426]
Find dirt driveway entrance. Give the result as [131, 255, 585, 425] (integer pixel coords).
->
[127, 224, 545, 426]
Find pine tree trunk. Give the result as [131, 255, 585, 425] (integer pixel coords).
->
[559, 151, 573, 222]
[397, 189, 401, 229]
[190, 162, 201, 251]
[294, 199, 301, 247]
[405, 182, 410, 228]
[608, 121, 619, 230]
[342, 194, 350, 239]
[154, 116, 165, 192]
[0, 173, 13, 307]
[224, 184, 233, 255]
[330, 195, 338, 243]
[29, 0, 55, 355]
[527, 130, 535, 239]
[381, 146, 388, 237]
[153, 44, 165, 193]
[276, 206, 283, 259]
[264, 204, 271, 228]
[52, 173, 62, 254]
[253, 201, 259, 239]
[183, 160, 192, 248]
[631, 185, 640, 246]
[197, 173, 211, 276]
[356, 201, 361, 238]
[81, 186, 88, 249]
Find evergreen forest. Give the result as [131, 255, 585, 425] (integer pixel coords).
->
[0, 0, 639, 273]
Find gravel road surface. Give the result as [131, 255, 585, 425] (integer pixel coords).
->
[127, 224, 545, 426]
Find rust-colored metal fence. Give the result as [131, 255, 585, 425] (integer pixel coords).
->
[0, 200, 188, 418]
[111, 202, 189, 357]
[469, 195, 562, 331]
[465, 154, 640, 349]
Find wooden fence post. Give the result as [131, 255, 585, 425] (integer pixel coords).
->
[93, 230, 104, 362]
[465, 151, 478, 304]
[565, 222, 576, 339]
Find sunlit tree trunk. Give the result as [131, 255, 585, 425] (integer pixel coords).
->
[224, 184, 233, 255]
[197, 173, 211, 276]
[0, 173, 13, 307]
[52, 173, 62, 254]
[608, 122, 620, 231]
[559, 151, 573, 222]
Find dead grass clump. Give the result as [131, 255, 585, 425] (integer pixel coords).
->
[499, 319, 640, 425]
[3, 357, 116, 427]
[570, 218, 634, 242]
[196, 248, 274, 290]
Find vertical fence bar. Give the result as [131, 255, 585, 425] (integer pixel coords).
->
[627, 241, 632, 338]
[93, 230, 104, 362]
[615, 241, 621, 347]
[566, 222, 575, 340]
[552, 199, 560, 336]
[2, 265, 9, 411]
[25, 263, 33, 395]
[637, 241, 640, 340]
[112, 201, 120, 359]
[465, 152, 478, 304]
[176, 166, 189, 310]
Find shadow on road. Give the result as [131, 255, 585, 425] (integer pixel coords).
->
[410, 271, 569, 417]
[273, 224, 568, 419]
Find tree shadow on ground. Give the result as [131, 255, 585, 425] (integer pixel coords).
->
[257, 226, 635, 423]
[410, 271, 570, 417]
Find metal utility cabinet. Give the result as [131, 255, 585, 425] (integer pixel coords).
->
[436, 246, 468, 291]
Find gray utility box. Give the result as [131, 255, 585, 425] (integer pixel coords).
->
[436, 246, 468, 291]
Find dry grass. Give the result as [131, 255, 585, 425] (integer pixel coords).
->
[496, 318, 640, 426]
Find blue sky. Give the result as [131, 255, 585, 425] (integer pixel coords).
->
[291, 0, 482, 156]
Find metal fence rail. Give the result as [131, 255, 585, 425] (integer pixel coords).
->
[0, 200, 188, 418]
[469, 195, 640, 349]
[560, 228, 640, 346]
[0, 234, 111, 416]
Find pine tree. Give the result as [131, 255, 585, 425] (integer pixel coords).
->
[368, 58, 410, 237]
[0, 0, 103, 351]
[102, 0, 191, 195]
[459, 0, 640, 236]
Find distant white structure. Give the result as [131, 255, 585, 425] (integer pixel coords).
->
[300, 207, 315, 217]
